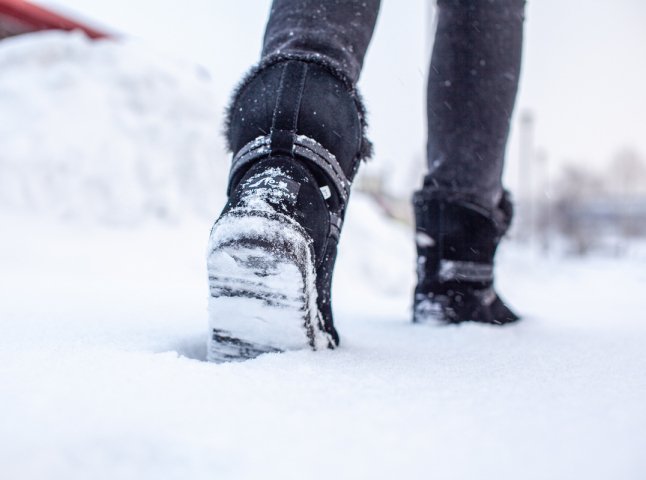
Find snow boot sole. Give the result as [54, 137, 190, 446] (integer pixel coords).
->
[206, 209, 332, 362]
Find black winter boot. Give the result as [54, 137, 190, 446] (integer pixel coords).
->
[412, 189, 519, 325]
[207, 59, 369, 362]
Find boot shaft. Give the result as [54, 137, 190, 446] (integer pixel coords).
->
[226, 58, 370, 191]
[413, 190, 513, 287]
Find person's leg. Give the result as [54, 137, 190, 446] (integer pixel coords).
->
[426, 0, 523, 206]
[207, 0, 381, 361]
[413, 0, 525, 324]
[262, 0, 379, 85]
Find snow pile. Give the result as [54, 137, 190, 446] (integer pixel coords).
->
[0, 31, 228, 223]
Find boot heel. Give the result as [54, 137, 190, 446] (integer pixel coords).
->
[207, 210, 330, 362]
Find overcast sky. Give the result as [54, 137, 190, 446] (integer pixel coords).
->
[43, 0, 646, 195]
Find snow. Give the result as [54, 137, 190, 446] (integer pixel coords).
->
[0, 31, 228, 223]
[1, 31, 646, 479]
[2, 204, 646, 480]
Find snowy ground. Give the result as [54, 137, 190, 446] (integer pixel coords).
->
[2, 201, 646, 480]
[1, 31, 645, 480]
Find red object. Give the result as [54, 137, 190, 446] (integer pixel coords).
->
[0, 0, 111, 40]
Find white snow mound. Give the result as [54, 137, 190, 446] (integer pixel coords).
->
[0, 31, 228, 223]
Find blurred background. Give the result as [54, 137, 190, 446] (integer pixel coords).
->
[1, 0, 646, 255]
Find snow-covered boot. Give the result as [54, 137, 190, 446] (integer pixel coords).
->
[207, 58, 369, 362]
[412, 190, 519, 325]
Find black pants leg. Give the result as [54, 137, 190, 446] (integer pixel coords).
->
[425, 0, 525, 211]
[262, 0, 381, 84]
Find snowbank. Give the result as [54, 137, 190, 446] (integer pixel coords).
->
[0, 31, 228, 223]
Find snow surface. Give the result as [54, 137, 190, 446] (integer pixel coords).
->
[2, 204, 646, 480]
[1, 32, 646, 480]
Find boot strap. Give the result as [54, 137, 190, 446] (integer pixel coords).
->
[228, 134, 351, 204]
[413, 188, 513, 239]
[438, 260, 494, 283]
